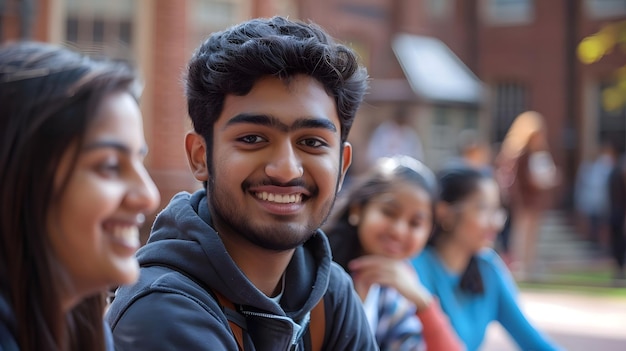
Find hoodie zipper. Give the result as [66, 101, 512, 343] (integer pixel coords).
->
[240, 310, 309, 347]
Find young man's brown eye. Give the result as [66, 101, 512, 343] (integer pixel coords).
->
[239, 135, 264, 144]
[300, 138, 326, 148]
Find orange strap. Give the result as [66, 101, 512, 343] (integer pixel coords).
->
[213, 289, 244, 351]
[309, 297, 325, 350]
[213, 289, 325, 351]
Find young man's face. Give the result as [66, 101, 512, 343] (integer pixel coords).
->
[189, 74, 352, 251]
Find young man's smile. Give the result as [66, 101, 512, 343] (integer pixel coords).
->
[249, 184, 310, 216]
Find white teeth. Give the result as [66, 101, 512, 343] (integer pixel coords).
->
[255, 192, 302, 204]
[111, 226, 140, 247]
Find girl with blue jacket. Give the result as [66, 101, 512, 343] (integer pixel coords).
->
[411, 167, 562, 351]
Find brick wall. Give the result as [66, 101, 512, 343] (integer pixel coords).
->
[146, 0, 200, 238]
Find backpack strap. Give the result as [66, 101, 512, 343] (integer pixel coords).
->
[212, 287, 326, 351]
[309, 297, 325, 351]
[212, 289, 244, 351]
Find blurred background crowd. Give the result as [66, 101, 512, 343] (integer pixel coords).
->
[2, 0, 626, 349]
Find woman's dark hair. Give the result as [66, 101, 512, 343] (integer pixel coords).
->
[185, 16, 369, 169]
[428, 167, 489, 294]
[0, 41, 138, 351]
[325, 156, 437, 271]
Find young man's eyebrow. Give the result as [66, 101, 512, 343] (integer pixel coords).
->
[223, 113, 337, 133]
[291, 118, 337, 133]
[83, 140, 149, 156]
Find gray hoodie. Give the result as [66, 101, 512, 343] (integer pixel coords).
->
[106, 190, 377, 350]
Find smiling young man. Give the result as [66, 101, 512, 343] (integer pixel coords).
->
[106, 17, 376, 350]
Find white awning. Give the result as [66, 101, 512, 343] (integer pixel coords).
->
[392, 34, 485, 105]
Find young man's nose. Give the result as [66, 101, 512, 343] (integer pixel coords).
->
[265, 142, 303, 183]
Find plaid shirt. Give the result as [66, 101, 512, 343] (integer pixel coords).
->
[363, 284, 426, 351]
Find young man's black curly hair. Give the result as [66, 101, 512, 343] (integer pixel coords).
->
[185, 16, 369, 168]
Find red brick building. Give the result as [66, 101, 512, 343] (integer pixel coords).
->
[298, 0, 626, 207]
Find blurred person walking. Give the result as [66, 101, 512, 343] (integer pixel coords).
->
[326, 156, 463, 351]
[495, 111, 559, 281]
[366, 105, 424, 166]
[608, 154, 626, 284]
[0, 42, 160, 351]
[411, 167, 562, 351]
[574, 142, 616, 249]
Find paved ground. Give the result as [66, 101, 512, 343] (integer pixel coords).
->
[478, 210, 626, 350]
[481, 289, 626, 351]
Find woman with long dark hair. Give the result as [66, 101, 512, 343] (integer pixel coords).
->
[0, 42, 159, 350]
[411, 167, 561, 351]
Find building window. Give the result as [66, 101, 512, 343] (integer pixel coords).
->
[190, 0, 244, 51]
[0, 0, 36, 40]
[585, 0, 626, 19]
[64, 0, 135, 61]
[425, 0, 453, 20]
[338, 4, 388, 20]
[481, 0, 534, 26]
[191, 0, 236, 34]
[464, 110, 479, 129]
[493, 82, 528, 142]
[432, 107, 453, 150]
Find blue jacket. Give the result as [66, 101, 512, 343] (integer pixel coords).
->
[106, 190, 377, 350]
[411, 247, 561, 351]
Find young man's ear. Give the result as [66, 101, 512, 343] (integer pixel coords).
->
[185, 132, 209, 182]
[337, 142, 353, 192]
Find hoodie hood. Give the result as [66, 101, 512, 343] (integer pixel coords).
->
[136, 190, 331, 321]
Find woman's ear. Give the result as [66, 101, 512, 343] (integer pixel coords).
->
[435, 201, 448, 220]
[348, 205, 361, 226]
[435, 201, 455, 232]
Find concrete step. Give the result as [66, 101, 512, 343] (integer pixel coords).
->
[533, 210, 604, 274]
[507, 210, 617, 283]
